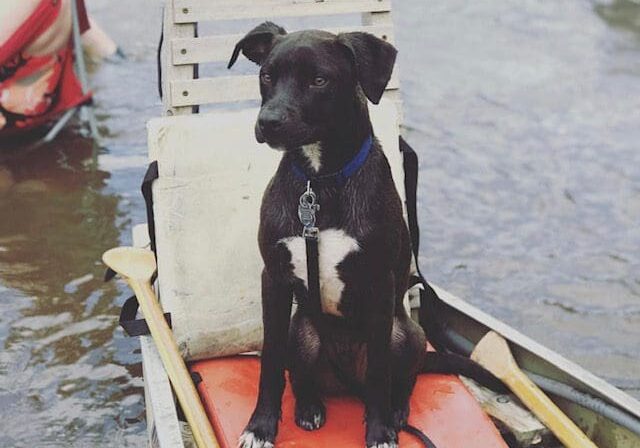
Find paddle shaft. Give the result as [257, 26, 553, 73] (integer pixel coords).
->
[128, 278, 219, 448]
[501, 363, 597, 448]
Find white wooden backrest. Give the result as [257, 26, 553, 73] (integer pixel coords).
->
[160, 0, 400, 116]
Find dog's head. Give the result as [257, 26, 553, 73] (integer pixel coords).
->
[228, 22, 397, 149]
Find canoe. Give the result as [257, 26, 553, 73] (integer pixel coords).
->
[127, 90, 640, 448]
[132, 223, 640, 448]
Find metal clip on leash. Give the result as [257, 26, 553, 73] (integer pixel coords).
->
[298, 181, 322, 315]
[298, 181, 320, 238]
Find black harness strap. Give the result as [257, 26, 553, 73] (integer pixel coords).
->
[119, 295, 172, 337]
[104, 266, 117, 282]
[156, 18, 163, 100]
[119, 161, 163, 336]
[141, 161, 159, 254]
[108, 161, 165, 338]
[400, 136, 421, 269]
[399, 136, 448, 353]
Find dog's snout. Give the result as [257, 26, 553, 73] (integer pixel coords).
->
[258, 110, 286, 132]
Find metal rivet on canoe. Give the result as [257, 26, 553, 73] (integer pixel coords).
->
[182, 91, 189, 97]
[181, 48, 187, 55]
[182, 7, 189, 14]
[382, 35, 388, 41]
[497, 395, 510, 404]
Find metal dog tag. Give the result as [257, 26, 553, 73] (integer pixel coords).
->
[298, 181, 320, 233]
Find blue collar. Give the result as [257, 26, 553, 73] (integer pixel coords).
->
[291, 135, 373, 187]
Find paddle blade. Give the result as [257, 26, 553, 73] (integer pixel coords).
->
[471, 331, 519, 380]
[102, 247, 156, 281]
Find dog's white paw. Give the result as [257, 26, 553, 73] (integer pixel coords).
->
[238, 431, 274, 448]
[367, 443, 398, 448]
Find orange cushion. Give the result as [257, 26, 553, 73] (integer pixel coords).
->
[191, 356, 507, 448]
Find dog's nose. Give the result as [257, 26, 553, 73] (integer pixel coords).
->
[258, 110, 285, 133]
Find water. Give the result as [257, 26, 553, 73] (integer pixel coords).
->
[0, 0, 638, 445]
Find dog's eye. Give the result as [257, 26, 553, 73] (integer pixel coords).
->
[261, 73, 272, 84]
[312, 76, 328, 87]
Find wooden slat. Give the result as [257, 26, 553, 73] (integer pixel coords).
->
[172, 76, 259, 106]
[162, 1, 196, 116]
[460, 377, 550, 447]
[172, 25, 394, 65]
[170, 72, 399, 107]
[174, 0, 391, 23]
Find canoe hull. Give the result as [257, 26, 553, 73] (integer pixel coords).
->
[133, 224, 640, 448]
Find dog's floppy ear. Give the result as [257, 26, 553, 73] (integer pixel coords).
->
[227, 22, 287, 68]
[337, 32, 397, 104]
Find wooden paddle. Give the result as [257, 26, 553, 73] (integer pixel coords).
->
[471, 331, 597, 448]
[103, 247, 219, 448]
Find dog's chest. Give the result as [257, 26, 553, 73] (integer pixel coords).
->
[280, 228, 359, 317]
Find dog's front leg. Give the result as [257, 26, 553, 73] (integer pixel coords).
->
[239, 269, 293, 448]
[364, 272, 397, 448]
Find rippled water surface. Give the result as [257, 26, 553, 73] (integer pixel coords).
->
[0, 0, 638, 446]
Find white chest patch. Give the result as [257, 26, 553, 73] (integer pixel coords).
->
[280, 228, 360, 316]
[301, 142, 322, 172]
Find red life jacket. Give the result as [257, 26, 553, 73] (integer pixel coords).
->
[0, 0, 91, 136]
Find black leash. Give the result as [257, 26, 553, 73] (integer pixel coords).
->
[403, 424, 437, 448]
[298, 181, 323, 316]
[297, 181, 436, 448]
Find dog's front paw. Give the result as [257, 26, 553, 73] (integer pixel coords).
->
[238, 431, 274, 448]
[238, 413, 278, 448]
[365, 420, 398, 448]
[295, 400, 326, 431]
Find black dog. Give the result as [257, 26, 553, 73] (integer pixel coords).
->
[228, 23, 503, 448]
